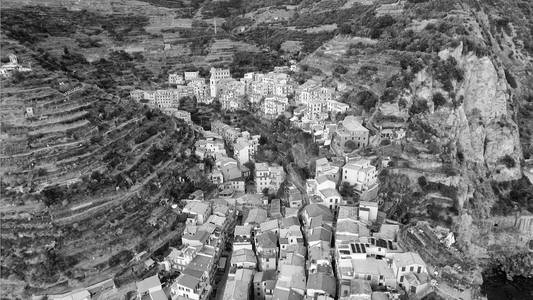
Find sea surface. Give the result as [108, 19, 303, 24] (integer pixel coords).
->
[481, 269, 533, 300]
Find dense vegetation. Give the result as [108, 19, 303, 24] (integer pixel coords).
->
[1, 6, 149, 43]
[230, 51, 286, 78]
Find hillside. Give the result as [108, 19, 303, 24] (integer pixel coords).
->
[1, 0, 533, 298]
[0, 37, 214, 298]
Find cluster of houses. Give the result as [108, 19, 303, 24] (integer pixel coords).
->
[123, 62, 425, 300]
[135, 191, 236, 300]
[130, 66, 408, 153]
[194, 120, 285, 196]
[207, 158, 432, 300]
[1, 54, 32, 78]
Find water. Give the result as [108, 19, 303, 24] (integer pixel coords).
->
[481, 269, 533, 300]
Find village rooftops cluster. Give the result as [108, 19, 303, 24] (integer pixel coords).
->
[121, 61, 425, 300]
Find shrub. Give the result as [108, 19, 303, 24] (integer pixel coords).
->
[418, 176, 428, 187]
[432, 92, 447, 108]
[333, 65, 348, 75]
[409, 99, 429, 115]
[345, 140, 357, 151]
[357, 91, 379, 111]
[381, 88, 399, 103]
[504, 69, 518, 88]
[501, 155, 516, 168]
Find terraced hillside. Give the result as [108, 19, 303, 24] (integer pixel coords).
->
[0, 38, 213, 299]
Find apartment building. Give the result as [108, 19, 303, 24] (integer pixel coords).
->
[255, 162, 285, 193]
[335, 116, 369, 150]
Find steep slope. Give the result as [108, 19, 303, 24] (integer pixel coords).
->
[0, 37, 213, 299]
[297, 0, 533, 287]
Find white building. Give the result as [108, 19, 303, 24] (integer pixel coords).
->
[184, 71, 200, 82]
[342, 159, 377, 192]
[169, 73, 185, 85]
[255, 162, 285, 193]
[234, 138, 251, 165]
[391, 252, 427, 286]
[317, 188, 342, 210]
[358, 201, 378, 223]
[262, 95, 288, 117]
[188, 78, 211, 103]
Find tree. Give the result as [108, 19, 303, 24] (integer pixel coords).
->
[357, 91, 378, 111]
[409, 99, 429, 115]
[345, 140, 357, 151]
[179, 96, 197, 113]
[418, 176, 428, 187]
[432, 92, 446, 108]
[333, 65, 348, 75]
[340, 182, 355, 197]
[259, 135, 268, 145]
[501, 155, 516, 168]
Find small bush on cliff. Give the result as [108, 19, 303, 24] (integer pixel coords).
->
[501, 155, 516, 168]
[409, 99, 429, 115]
[432, 92, 447, 108]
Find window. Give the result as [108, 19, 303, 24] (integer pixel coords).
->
[401, 267, 406, 272]
[410, 266, 414, 272]
[400, 276, 404, 282]
[417, 266, 422, 273]
[366, 275, 371, 280]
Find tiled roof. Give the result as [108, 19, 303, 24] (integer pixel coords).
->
[304, 204, 334, 220]
[136, 275, 161, 294]
[176, 274, 200, 290]
[256, 231, 278, 249]
[307, 273, 336, 297]
[392, 252, 426, 268]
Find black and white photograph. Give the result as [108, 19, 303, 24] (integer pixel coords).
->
[1, 0, 532, 299]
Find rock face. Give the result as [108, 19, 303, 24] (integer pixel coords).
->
[410, 43, 522, 183]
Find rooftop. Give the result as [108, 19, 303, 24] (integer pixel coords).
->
[234, 224, 252, 236]
[337, 206, 359, 220]
[253, 270, 277, 283]
[150, 289, 168, 300]
[176, 274, 200, 290]
[304, 204, 334, 220]
[307, 273, 336, 297]
[256, 231, 278, 249]
[319, 188, 340, 198]
[351, 258, 394, 278]
[245, 208, 268, 224]
[342, 279, 371, 296]
[183, 202, 210, 215]
[136, 275, 161, 294]
[392, 252, 426, 268]
[231, 248, 256, 264]
[260, 219, 279, 232]
[281, 216, 300, 228]
[341, 116, 368, 132]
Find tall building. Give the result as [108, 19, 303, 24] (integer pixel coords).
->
[210, 67, 231, 98]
